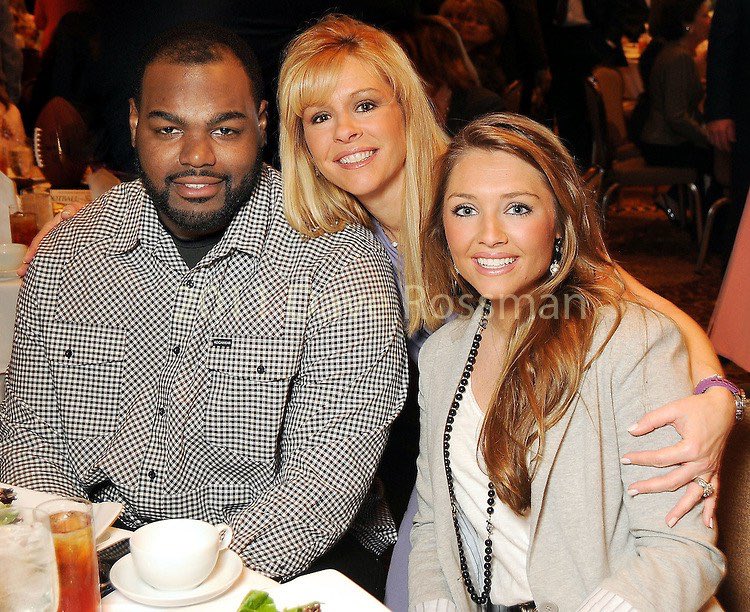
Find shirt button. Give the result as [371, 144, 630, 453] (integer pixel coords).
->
[172, 346, 181, 356]
[184, 279, 194, 288]
[256, 364, 266, 374]
[64, 348, 72, 358]
[158, 407, 165, 417]
[148, 469, 156, 481]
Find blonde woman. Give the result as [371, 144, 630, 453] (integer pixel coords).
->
[21, 10, 739, 568]
[412, 113, 724, 611]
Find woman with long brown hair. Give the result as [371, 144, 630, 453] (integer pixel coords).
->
[411, 113, 724, 610]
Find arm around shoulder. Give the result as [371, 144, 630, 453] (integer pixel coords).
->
[596, 307, 725, 609]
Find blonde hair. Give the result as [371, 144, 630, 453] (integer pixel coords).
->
[422, 113, 625, 513]
[278, 14, 449, 334]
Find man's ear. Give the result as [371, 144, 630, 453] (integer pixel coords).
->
[257, 99, 268, 147]
[128, 98, 138, 148]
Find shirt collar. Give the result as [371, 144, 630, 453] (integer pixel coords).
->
[108, 166, 276, 261]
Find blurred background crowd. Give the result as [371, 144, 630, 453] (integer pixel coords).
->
[0, 0, 746, 262]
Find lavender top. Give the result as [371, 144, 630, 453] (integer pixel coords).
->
[371, 219, 431, 364]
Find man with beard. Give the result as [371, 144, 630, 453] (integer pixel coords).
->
[0, 24, 407, 596]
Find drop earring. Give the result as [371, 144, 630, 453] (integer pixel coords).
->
[452, 262, 461, 293]
[549, 237, 563, 276]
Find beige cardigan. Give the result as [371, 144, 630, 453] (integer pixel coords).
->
[409, 302, 725, 611]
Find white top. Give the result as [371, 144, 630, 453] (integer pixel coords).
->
[441, 379, 637, 612]
[450, 379, 534, 606]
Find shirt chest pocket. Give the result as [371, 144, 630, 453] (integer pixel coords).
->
[46, 321, 127, 439]
[205, 336, 299, 462]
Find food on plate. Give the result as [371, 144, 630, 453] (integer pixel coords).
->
[0, 487, 18, 524]
[238, 589, 321, 612]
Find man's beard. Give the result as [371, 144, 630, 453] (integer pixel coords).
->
[138, 153, 263, 237]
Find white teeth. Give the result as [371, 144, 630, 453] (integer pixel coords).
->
[185, 183, 209, 189]
[476, 257, 515, 269]
[339, 150, 374, 164]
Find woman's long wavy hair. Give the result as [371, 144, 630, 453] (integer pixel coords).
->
[422, 113, 626, 514]
[278, 14, 449, 334]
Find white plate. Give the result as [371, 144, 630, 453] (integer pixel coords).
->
[267, 569, 388, 611]
[0, 482, 124, 541]
[110, 550, 243, 608]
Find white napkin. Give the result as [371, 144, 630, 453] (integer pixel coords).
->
[0, 482, 123, 544]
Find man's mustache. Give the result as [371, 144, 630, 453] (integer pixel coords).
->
[166, 170, 229, 182]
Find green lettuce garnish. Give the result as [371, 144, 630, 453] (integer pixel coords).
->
[238, 590, 279, 612]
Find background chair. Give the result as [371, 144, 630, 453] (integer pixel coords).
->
[696, 150, 732, 271]
[581, 164, 604, 203]
[585, 73, 703, 240]
[591, 66, 640, 162]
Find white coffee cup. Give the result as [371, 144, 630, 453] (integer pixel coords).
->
[129, 519, 233, 591]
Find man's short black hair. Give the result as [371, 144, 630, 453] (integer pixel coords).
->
[133, 22, 264, 107]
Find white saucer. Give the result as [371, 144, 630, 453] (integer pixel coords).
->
[110, 549, 243, 608]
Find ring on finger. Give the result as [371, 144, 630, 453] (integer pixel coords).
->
[693, 476, 715, 499]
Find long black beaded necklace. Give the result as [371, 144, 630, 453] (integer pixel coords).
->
[443, 299, 496, 605]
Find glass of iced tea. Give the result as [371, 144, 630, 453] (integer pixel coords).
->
[37, 497, 100, 612]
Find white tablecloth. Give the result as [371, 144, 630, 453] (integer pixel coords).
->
[103, 566, 388, 611]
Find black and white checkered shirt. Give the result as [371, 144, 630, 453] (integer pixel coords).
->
[0, 166, 407, 579]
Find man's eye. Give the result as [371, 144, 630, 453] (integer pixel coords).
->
[356, 101, 376, 112]
[214, 127, 239, 137]
[311, 113, 330, 124]
[157, 126, 180, 135]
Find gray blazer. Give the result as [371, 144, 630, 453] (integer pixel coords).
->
[409, 302, 725, 611]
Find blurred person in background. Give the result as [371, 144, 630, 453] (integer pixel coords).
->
[439, 0, 508, 95]
[392, 14, 506, 136]
[639, 0, 714, 201]
[705, 0, 750, 261]
[537, 0, 631, 167]
[0, 85, 23, 142]
[0, 0, 21, 105]
[34, 0, 86, 54]
[25, 0, 98, 140]
[441, 0, 551, 116]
